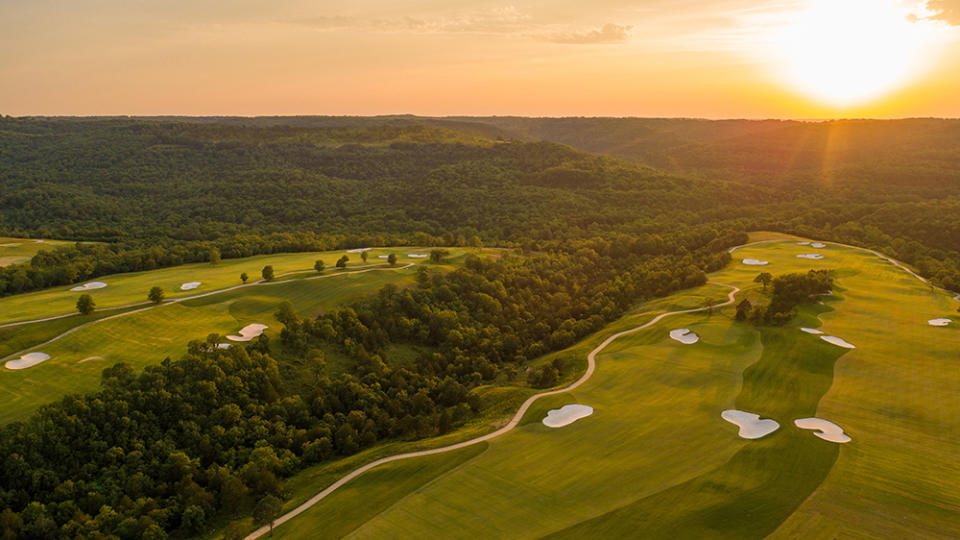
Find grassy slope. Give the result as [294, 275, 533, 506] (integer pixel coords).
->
[0, 248, 486, 424]
[264, 236, 960, 539]
[0, 247, 459, 325]
[0, 237, 77, 267]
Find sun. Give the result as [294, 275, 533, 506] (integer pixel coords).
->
[772, 0, 934, 107]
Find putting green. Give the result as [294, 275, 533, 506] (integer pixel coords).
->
[262, 235, 960, 539]
[0, 247, 475, 325]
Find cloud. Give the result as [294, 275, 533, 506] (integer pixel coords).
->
[919, 0, 960, 24]
[289, 7, 631, 45]
[538, 23, 632, 44]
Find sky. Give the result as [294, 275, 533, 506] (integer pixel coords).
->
[1, 0, 959, 118]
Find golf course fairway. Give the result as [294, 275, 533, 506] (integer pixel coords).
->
[253, 235, 960, 539]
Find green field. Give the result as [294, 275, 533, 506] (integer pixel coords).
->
[0, 247, 488, 424]
[260, 235, 960, 539]
[0, 237, 79, 267]
[0, 247, 467, 325]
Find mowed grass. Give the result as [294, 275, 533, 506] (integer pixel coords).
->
[265, 236, 960, 539]
[0, 262, 430, 424]
[0, 237, 79, 267]
[0, 246, 477, 325]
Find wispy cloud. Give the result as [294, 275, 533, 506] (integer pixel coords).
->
[289, 6, 629, 45]
[920, 0, 960, 24]
[537, 23, 632, 44]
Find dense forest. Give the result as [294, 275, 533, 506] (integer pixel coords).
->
[0, 116, 958, 538]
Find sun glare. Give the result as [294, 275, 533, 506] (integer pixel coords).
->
[772, 0, 935, 107]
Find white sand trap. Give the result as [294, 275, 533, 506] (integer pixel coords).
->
[542, 404, 594, 428]
[216, 343, 232, 349]
[742, 259, 769, 266]
[794, 418, 851, 443]
[797, 253, 824, 260]
[928, 318, 952, 327]
[6, 352, 51, 370]
[408, 253, 428, 258]
[346, 248, 372, 253]
[377, 255, 390, 259]
[800, 327, 825, 335]
[797, 241, 811, 246]
[226, 323, 269, 342]
[721, 410, 780, 439]
[811, 242, 826, 248]
[180, 281, 202, 291]
[669, 328, 700, 344]
[821, 335, 856, 349]
[70, 281, 107, 291]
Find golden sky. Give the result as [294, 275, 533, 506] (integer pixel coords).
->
[2, 0, 959, 118]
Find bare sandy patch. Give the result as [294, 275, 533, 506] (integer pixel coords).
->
[797, 241, 811, 246]
[800, 327, 824, 335]
[542, 404, 594, 428]
[226, 323, 268, 342]
[928, 318, 952, 327]
[811, 242, 826, 248]
[742, 259, 769, 266]
[821, 335, 856, 349]
[70, 281, 107, 291]
[180, 281, 202, 291]
[721, 410, 780, 439]
[6, 352, 51, 370]
[408, 253, 428, 258]
[669, 328, 699, 344]
[347, 248, 372, 253]
[797, 253, 824, 260]
[794, 418, 851, 443]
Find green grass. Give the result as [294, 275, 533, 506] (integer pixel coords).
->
[0, 246, 480, 325]
[0, 249, 492, 424]
[0, 237, 81, 267]
[258, 234, 960, 539]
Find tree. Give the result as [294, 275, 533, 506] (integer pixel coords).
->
[429, 249, 449, 263]
[241, 272, 249, 283]
[275, 301, 298, 327]
[209, 247, 221, 265]
[262, 265, 275, 281]
[148, 286, 164, 304]
[754, 272, 773, 291]
[314, 260, 325, 273]
[76, 294, 95, 315]
[336, 255, 349, 269]
[735, 298, 752, 321]
[253, 495, 283, 536]
[387, 253, 397, 266]
[361, 251, 368, 263]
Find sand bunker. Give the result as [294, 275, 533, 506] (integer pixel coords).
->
[794, 418, 851, 443]
[226, 323, 268, 342]
[811, 242, 826, 248]
[742, 259, 769, 266]
[797, 241, 811, 246]
[721, 410, 780, 439]
[800, 327, 825, 335]
[797, 254, 824, 260]
[6, 352, 51, 370]
[180, 281, 202, 291]
[216, 343, 232, 349]
[928, 318, 952, 327]
[70, 281, 107, 291]
[821, 335, 856, 349]
[408, 253, 428, 258]
[542, 404, 594, 428]
[378, 255, 390, 259]
[669, 328, 700, 344]
[346, 248, 372, 253]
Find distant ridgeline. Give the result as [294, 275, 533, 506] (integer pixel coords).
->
[1, 116, 957, 296]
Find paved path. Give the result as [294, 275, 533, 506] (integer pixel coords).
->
[0, 263, 414, 364]
[245, 282, 741, 539]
